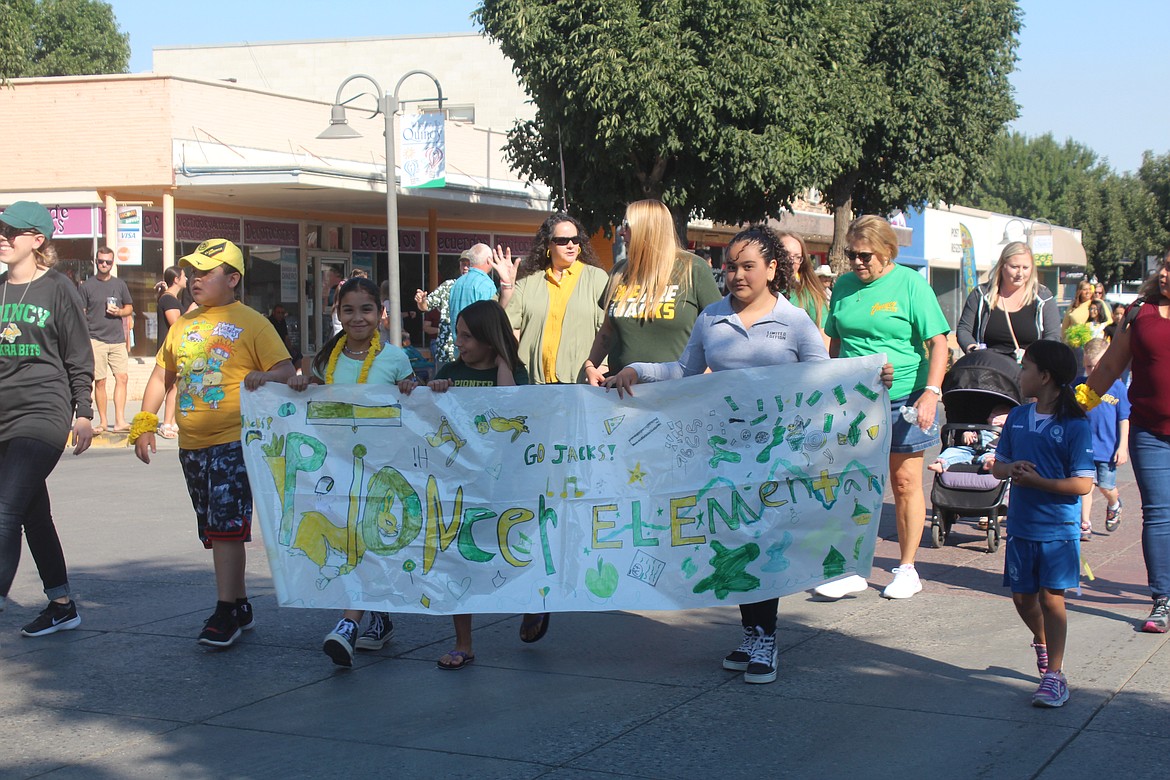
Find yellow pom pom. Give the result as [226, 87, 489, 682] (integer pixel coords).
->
[127, 411, 160, 443]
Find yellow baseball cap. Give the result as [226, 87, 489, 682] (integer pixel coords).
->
[180, 238, 245, 276]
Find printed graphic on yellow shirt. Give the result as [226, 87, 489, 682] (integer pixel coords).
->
[610, 283, 679, 319]
[176, 320, 245, 413]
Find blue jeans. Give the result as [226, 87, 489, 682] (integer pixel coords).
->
[0, 437, 70, 601]
[1129, 426, 1170, 599]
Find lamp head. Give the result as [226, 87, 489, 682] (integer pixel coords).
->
[318, 104, 363, 139]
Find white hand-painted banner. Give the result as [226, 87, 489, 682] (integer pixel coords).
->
[241, 356, 890, 614]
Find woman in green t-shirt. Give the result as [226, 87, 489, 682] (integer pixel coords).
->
[816, 216, 950, 603]
[777, 231, 830, 348]
[584, 200, 722, 384]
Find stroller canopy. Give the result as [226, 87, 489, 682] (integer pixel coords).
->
[940, 349, 1023, 424]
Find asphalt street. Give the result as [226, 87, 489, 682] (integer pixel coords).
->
[2, 438, 1167, 779]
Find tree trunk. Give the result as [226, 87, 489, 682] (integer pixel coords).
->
[668, 203, 690, 248]
[828, 173, 858, 276]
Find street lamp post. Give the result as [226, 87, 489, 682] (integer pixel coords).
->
[1000, 217, 1027, 244]
[318, 71, 444, 347]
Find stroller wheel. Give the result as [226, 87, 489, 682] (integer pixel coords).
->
[930, 511, 947, 548]
[986, 518, 1001, 553]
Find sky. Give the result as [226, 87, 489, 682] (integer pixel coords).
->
[111, 0, 1167, 175]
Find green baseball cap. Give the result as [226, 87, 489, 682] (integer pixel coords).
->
[0, 201, 54, 239]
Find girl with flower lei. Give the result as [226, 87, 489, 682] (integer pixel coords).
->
[263, 276, 417, 667]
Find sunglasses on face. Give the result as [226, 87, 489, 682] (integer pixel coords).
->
[844, 250, 877, 263]
[96, 258, 114, 265]
[0, 224, 38, 241]
[550, 235, 582, 247]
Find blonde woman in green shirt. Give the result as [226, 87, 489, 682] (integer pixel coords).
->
[584, 199, 722, 384]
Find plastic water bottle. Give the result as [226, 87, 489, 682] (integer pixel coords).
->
[899, 405, 938, 436]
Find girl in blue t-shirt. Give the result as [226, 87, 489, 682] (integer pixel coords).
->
[992, 339, 1095, 709]
[398, 300, 540, 670]
[260, 277, 416, 668]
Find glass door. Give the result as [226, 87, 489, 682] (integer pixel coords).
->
[304, 254, 349, 358]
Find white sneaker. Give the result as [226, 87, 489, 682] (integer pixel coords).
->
[812, 574, 868, 600]
[881, 565, 922, 599]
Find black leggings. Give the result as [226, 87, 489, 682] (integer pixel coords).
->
[0, 437, 68, 600]
[739, 598, 778, 634]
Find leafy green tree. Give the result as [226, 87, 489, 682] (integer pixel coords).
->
[0, 0, 129, 80]
[970, 131, 1107, 226]
[1069, 173, 1167, 285]
[822, 0, 1021, 266]
[476, 0, 874, 237]
[1138, 150, 1170, 240]
[478, 0, 1020, 261]
[973, 133, 1167, 284]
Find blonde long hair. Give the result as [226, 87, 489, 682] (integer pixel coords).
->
[606, 199, 691, 321]
[987, 241, 1038, 309]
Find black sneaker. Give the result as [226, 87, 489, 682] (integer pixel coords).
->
[198, 604, 241, 648]
[21, 600, 81, 637]
[235, 599, 255, 631]
[743, 627, 778, 684]
[722, 625, 757, 671]
[355, 612, 394, 650]
[323, 618, 358, 667]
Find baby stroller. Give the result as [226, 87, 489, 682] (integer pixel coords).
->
[929, 349, 1022, 553]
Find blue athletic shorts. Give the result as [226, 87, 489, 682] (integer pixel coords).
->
[1003, 536, 1080, 593]
[1094, 461, 1117, 490]
[179, 441, 253, 549]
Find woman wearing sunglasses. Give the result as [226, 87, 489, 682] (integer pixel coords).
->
[495, 212, 608, 385]
[0, 201, 95, 635]
[582, 200, 722, 386]
[813, 215, 950, 602]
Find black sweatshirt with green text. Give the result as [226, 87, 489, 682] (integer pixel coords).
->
[0, 269, 95, 447]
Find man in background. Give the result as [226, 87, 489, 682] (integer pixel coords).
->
[79, 247, 132, 433]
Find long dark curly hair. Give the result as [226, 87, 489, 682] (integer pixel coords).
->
[726, 225, 794, 297]
[516, 212, 602, 280]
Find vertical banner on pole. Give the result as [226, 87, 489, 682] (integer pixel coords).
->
[400, 112, 446, 188]
[959, 223, 978, 296]
[1031, 232, 1054, 267]
[115, 206, 143, 266]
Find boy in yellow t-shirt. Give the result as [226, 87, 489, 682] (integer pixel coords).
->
[132, 239, 293, 649]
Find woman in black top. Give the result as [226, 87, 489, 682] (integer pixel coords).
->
[155, 267, 186, 438]
[956, 242, 1061, 360]
[0, 201, 94, 636]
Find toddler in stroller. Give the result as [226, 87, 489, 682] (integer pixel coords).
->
[929, 350, 1022, 552]
[928, 404, 1012, 474]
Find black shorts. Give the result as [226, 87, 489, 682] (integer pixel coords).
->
[178, 441, 253, 549]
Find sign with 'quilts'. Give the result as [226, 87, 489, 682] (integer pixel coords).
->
[240, 357, 890, 615]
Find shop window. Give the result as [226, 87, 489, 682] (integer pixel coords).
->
[120, 242, 165, 357]
[931, 267, 961, 331]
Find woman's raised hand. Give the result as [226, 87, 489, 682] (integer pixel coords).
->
[491, 245, 519, 287]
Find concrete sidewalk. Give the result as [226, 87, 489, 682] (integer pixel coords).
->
[2, 449, 1167, 779]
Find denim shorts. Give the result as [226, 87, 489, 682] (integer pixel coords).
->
[1003, 537, 1081, 593]
[179, 441, 253, 549]
[889, 389, 941, 455]
[1094, 461, 1117, 490]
